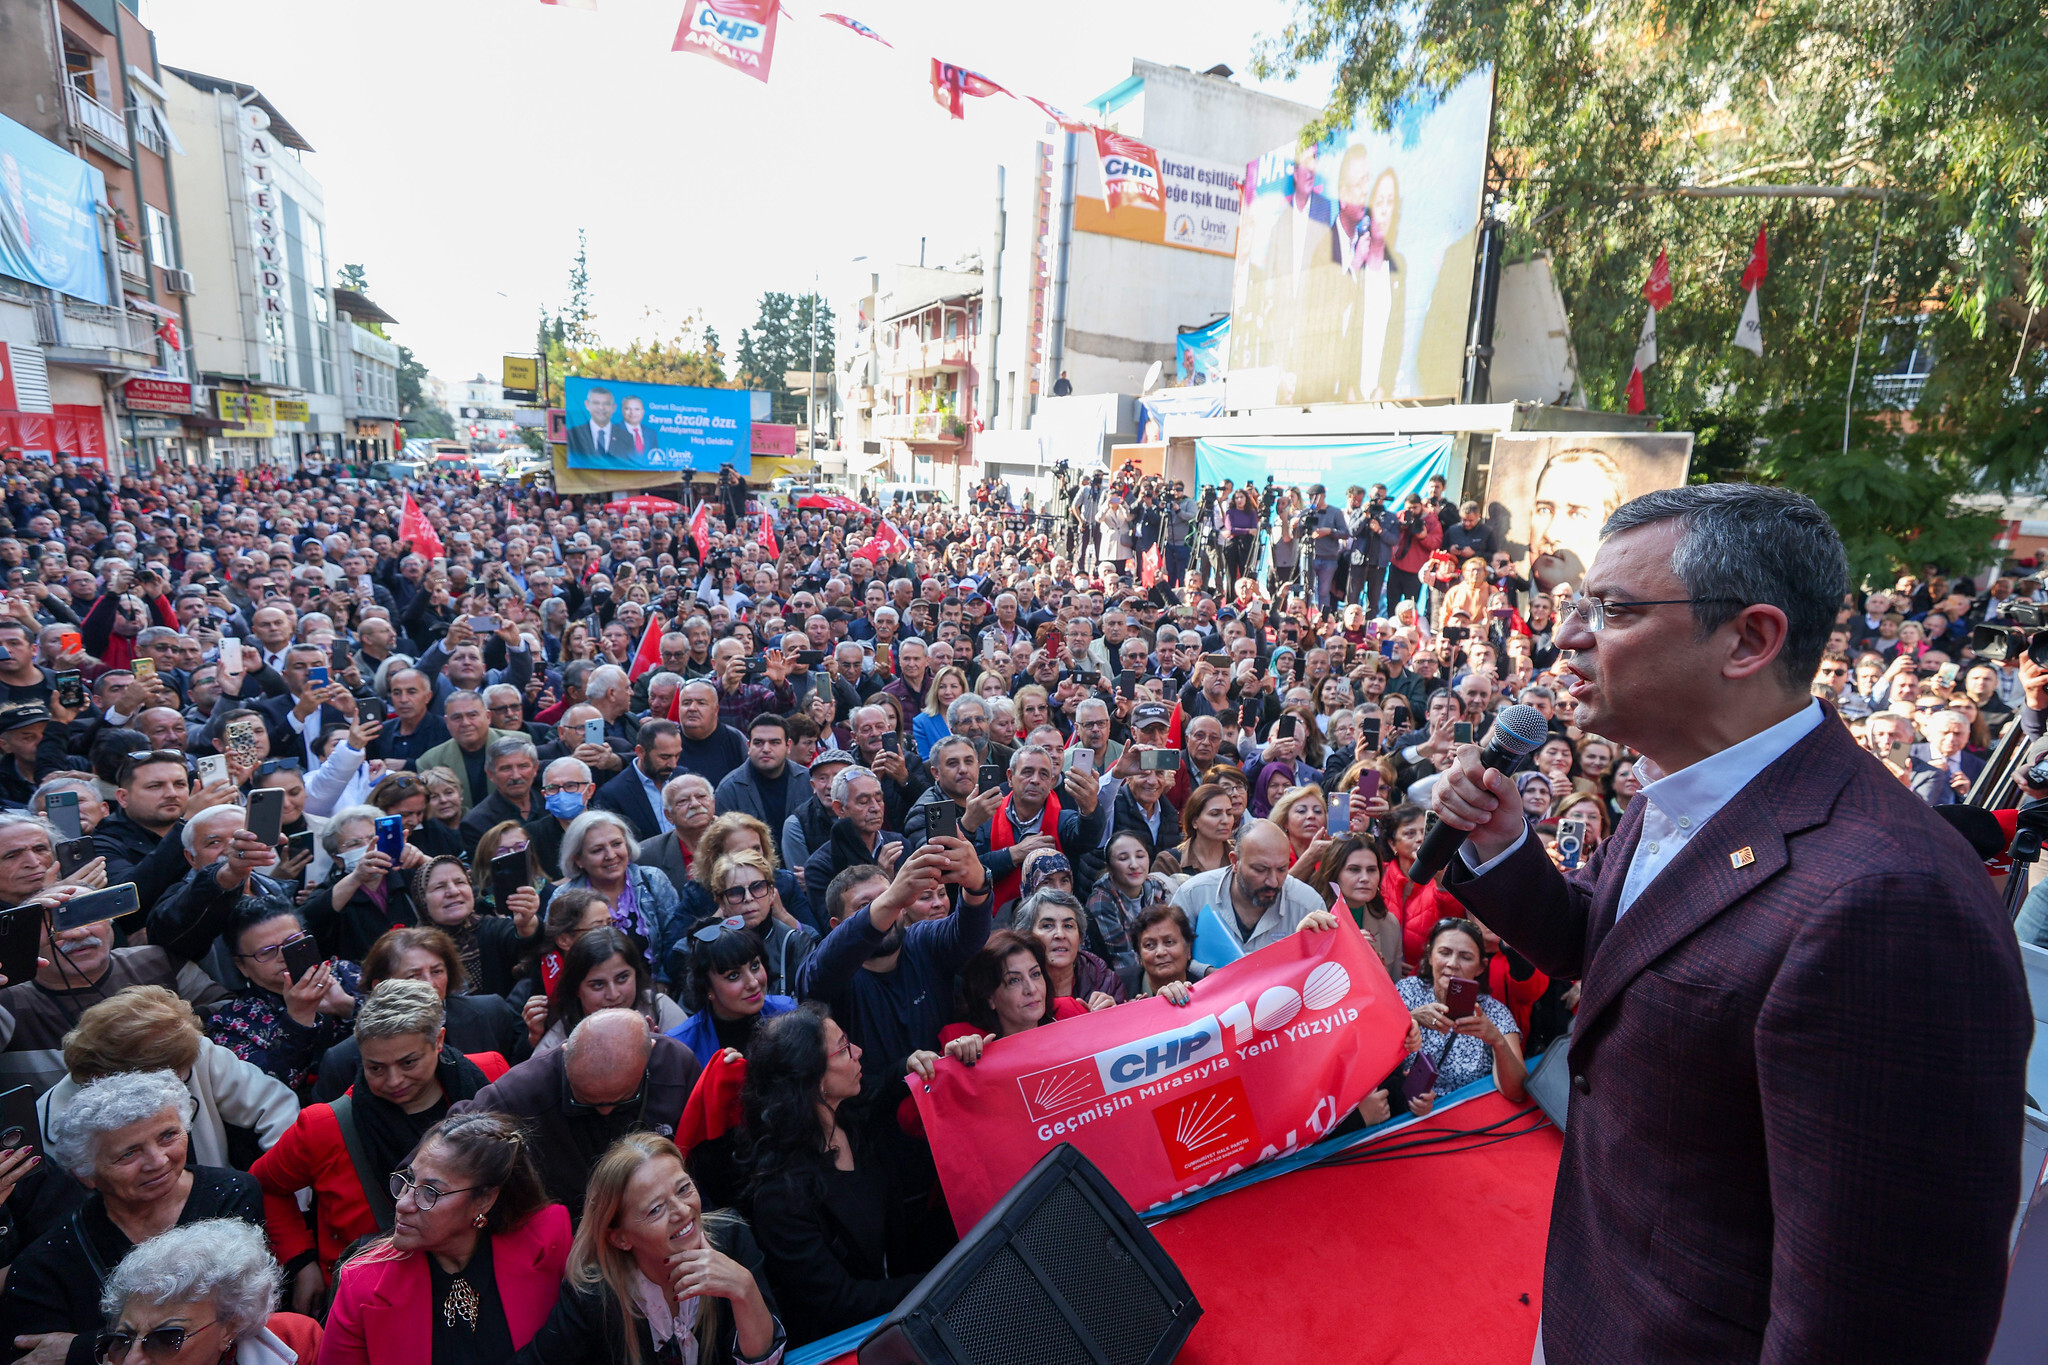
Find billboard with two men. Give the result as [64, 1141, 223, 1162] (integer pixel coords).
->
[1228, 69, 1493, 405]
[562, 377, 752, 476]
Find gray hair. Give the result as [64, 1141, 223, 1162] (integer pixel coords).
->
[101, 1219, 279, 1343]
[586, 665, 629, 701]
[543, 757, 592, 788]
[1601, 483, 1847, 688]
[987, 697, 1017, 725]
[661, 773, 712, 813]
[1014, 886, 1086, 932]
[49, 1070, 195, 1178]
[354, 978, 444, 1044]
[945, 694, 988, 728]
[483, 683, 522, 709]
[0, 810, 54, 847]
[1073, 697, 1109, 723]
[181, 804, 244, 854]
[1009, 741, 1054, 773]
[322, 804, 382, 856]
[485, 735, 538, 769]
[559, 809, 640, 879]
[831, 764, 879, 805]
[646, 671, 684, 695]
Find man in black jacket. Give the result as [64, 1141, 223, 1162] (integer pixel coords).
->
[94, 749, 242, 919]
[457, 734, 541, 855]
[451, 1009, 700, 1220]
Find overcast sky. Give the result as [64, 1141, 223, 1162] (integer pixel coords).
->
[143, 0, 1333, 387]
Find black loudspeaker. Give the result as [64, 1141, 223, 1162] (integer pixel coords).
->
[858, 1143, 1201, 1365]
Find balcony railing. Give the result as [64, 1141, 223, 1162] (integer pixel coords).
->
[35, 299, 155, 358]
[132, 112, 167, 157]
[64, 85, 128, 157]
[880, 337, 971, 375]
[1869, 372, 1930, 411]
[117, 244, 148, 282]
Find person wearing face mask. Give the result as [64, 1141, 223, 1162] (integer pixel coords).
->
[251, 981, 512, 1316]
[522, 757, 593, 882]
[297, 805, 426, 963]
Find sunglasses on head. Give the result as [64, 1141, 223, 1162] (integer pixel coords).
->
[693, 914, 747, 942]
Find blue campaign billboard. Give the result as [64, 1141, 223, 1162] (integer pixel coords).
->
[0, 112, 109, 305]
[1194, 433, 1451, 502]
[561, 377, 751, 475]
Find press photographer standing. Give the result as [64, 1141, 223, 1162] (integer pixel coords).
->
[1431, 484, 2025, 1364]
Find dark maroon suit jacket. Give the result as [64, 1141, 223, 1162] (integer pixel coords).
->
[1446, 710, 2026, 1363]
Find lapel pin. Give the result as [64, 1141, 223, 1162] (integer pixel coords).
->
[1730, 847, 1755, 869]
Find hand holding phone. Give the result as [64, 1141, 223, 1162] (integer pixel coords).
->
[926, 800, 961, 841]
[1443, 976, 1479, 1021]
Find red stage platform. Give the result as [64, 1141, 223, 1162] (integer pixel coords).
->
[807, 1090, 1560, 1365]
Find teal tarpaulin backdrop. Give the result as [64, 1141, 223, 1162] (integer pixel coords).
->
[1194, 433, 1452, 500]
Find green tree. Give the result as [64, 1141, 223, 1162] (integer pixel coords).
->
[1256, 0, 2048, 583]
[736, 291, 835, 425]
[396, 344, 455, 440]
[334, 263, 388, 339]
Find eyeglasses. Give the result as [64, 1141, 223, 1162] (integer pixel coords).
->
[539, 782, 589, 796]
[1563, 594, 1745, 633]
[390, 1169, 487, 1211]
[565, 1071, 646, 1117]
[718, 878, 774, 907]
[257, 758, 301, 775]
[829, 1034, 857, 1061]
[233, 930, 310, 964]
[95, 1321, 221, 1362]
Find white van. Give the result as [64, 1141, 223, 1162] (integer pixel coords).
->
[873, 482, 953, 508]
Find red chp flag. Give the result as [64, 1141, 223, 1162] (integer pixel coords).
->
[674, 0, 779, 83]
[400, 492, 445, 559]
[687, 500, 712, 563]
[627, 614, 665, 681]
[931, 59, 1009, 120]
[851, 519, 908, 562]
[818, 12, 890, 45]
[1626, 249, 1671, 416]
[912, 927, 1410, 1233]
[1094, 129, 1164, 213]
[1733, 226, 1768, 356]
[757, 512, 779, 558]
[1026, 95, 1091, 134]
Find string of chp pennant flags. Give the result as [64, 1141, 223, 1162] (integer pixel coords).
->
[538, 0, 1170, 215]
[1625, 226, 1771, 414]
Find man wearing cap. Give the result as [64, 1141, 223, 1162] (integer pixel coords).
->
[0, 700, 66, 808]
[782, 748, 852, 875]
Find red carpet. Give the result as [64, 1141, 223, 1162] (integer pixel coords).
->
[815, 1091, 1559, 1364]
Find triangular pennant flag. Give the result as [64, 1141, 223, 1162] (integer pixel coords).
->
[818, 12, 890, 45]
[1642, 248, 1673, 310]
[1025, 95, 1090, 134]
[1739, 226, 1769, 292]
[627, 613, 664, 681]
[1733, 287, 1764, 356]
[400, 492, 445, 559]
[757, 512, 779, 559]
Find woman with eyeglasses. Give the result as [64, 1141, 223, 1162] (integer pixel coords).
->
[411, 855, 540, 1000]
[93, 1218, 319, 1365]
[252, 981, 511, 1318]
[665, 909, 798, 1070]
[0, 1070, 262, 1365]
[676, 814, 815, 977]
[740, 1005, 952, 1347]
[320, 1111, 568, 1365]
[207, 895, 359, 1091]
[676, 849, 810, 1000]
[510, 1132, 782, 1365]
[532, 927, 683, 1055]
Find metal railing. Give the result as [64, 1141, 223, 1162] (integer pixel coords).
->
[36, 299, 154, 354]
[63, 84, 128, 156]
[117, 244, 148, 282]
[132, 113, 167, 157]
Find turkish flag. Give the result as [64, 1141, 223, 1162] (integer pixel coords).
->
[758, 513, 779, 559]
[401, 492, 445, 559]
[687, 501, 712, 563]
[627, 613, 664, 680]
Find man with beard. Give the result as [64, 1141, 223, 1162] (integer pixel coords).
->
[1170, 820, 1336, 952]
[592, 720, 682, 842]
[795, 838, 992, 1088]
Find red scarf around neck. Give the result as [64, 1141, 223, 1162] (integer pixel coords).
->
[990, 789, 1061, 907]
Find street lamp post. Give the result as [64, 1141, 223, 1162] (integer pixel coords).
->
[806, 270, 818, 479]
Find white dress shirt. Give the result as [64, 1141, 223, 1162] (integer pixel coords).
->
[1465, 699, 1825, 920]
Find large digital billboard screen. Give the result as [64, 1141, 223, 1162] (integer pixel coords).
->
[561, 377, 751, 474]
[1228, 70, 1493, 404]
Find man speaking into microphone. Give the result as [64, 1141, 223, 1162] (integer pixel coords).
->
[1433, 484, 2026, 1364]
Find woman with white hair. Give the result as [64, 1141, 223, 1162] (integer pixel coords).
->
[0, 1070, 261, 1364]
[555, 810, 681, 982]
[97, 1218, 319, 1365]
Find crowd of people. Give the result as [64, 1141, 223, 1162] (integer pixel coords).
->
[0, 451, 2027, 1364]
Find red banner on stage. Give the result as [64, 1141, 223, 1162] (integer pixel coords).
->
[674, 0, 779, 83]
[911, 927, 1408, 1233]
[1094, 129, 1164, 214]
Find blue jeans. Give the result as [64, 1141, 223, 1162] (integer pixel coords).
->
[1312, 557, 1339, 609]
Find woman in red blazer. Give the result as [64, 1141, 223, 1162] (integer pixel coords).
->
[252, 980, 509, 1314]
[318, 1111, 569, 1365]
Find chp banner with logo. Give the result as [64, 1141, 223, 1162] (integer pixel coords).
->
[1075, 141, 1242, 258]
[1094, 129, 1164, 214]
[0, 112, 110, 306]
[911, 927, 1410, 1234]
[673, 0, 779, 82]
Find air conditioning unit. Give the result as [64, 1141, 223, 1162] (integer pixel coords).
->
[161, 268, 194, 295]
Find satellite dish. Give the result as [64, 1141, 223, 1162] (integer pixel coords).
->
[1141, 360, 1163, 393]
